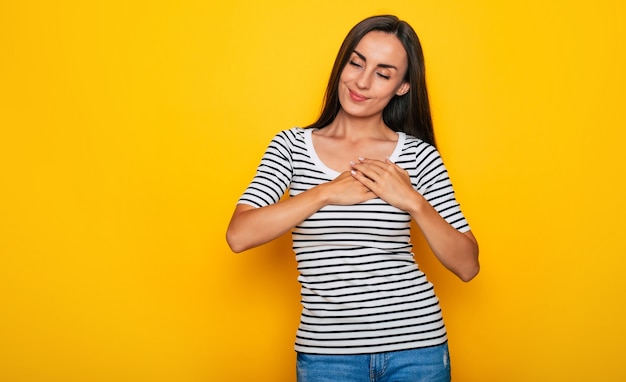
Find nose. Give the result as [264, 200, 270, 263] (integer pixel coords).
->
[355, 70, 371, 89]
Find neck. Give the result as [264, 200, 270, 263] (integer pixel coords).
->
[324, 110, 393, 140]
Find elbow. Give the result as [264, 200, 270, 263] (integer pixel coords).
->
[458, 262, 480, 282]
[227, 242, 245, 254]
[458, 237, 480, 282]
[225, 228, 247, 253]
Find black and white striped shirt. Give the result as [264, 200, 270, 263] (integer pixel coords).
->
[239, 127, 470, 355]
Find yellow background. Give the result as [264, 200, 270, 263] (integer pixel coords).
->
[1, 0, 625, 381]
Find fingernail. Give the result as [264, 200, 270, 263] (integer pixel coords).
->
[358, 157, 365, 161]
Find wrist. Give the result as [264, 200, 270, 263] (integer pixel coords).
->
[311, 182, 332, 207]
[406, 191, 429, 217]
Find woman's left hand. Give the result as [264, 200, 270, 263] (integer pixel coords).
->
[350, 157, 420, 211]
[352, 157, 479, 282]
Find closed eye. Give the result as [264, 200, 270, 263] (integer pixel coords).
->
[349, 60, 363, 68]
[377, 72, 390, 79]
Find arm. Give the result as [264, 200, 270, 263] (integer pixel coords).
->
[226, 186, 328, 253]
[405, 194, 479, 282]
[351, 158, 479, 282]
[226, 171, 375, 253]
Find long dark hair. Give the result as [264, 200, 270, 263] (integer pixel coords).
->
[306, 15, 436, 147]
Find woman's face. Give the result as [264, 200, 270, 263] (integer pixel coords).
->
[338, 31, 410, 120]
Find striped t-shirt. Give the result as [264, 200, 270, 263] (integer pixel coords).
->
[238, 127, 470, 355]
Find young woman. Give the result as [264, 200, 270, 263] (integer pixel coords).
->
[226, 15, 479, 382]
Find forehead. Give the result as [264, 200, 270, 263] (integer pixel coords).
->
[353, 31, 408, 68]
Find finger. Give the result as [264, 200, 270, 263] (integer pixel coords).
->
[351, 166, 381, 185]
[363, 157, 399, 173]
[357, 157, 387, 167]
[385, 157, 399, 168]
[351, 169, 377, 187]
[385, 157, 407, 173]
[352, 159, 387, 178]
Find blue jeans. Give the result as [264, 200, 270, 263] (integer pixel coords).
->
[296, 343, 451, 382]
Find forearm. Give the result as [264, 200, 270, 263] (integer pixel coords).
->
[408, 193, 479, 282]
[226, 185, 330, 253]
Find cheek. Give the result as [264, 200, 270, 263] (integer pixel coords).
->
[374, 85, 398, 101]
[338, 70, 354, 93]
[339, 68, 355, 83]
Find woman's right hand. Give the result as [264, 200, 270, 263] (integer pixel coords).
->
[226, 171, 376, 252]
[321, 171, 376, 205]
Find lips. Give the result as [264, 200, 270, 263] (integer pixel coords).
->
[348, 89, 369, 102]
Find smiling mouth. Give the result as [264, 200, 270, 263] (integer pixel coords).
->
[349, 89, 369, 102]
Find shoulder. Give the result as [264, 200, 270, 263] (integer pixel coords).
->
[400, 133, 440, 158]
[264, 127, 308, 158]
[271, 127, 306, 143]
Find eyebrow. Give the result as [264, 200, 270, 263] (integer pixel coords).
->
[353, 50, 398, 70]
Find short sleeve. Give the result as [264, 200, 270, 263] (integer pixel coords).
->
[409, 142, 471, 233]
[237, 131, 294, 208]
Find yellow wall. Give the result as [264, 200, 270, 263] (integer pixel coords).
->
[1, 0, 625, 381]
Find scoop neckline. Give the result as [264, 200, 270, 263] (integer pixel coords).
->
[303, 128, 406, 177]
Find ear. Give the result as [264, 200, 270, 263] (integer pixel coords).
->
[396, 82, 410, 96]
